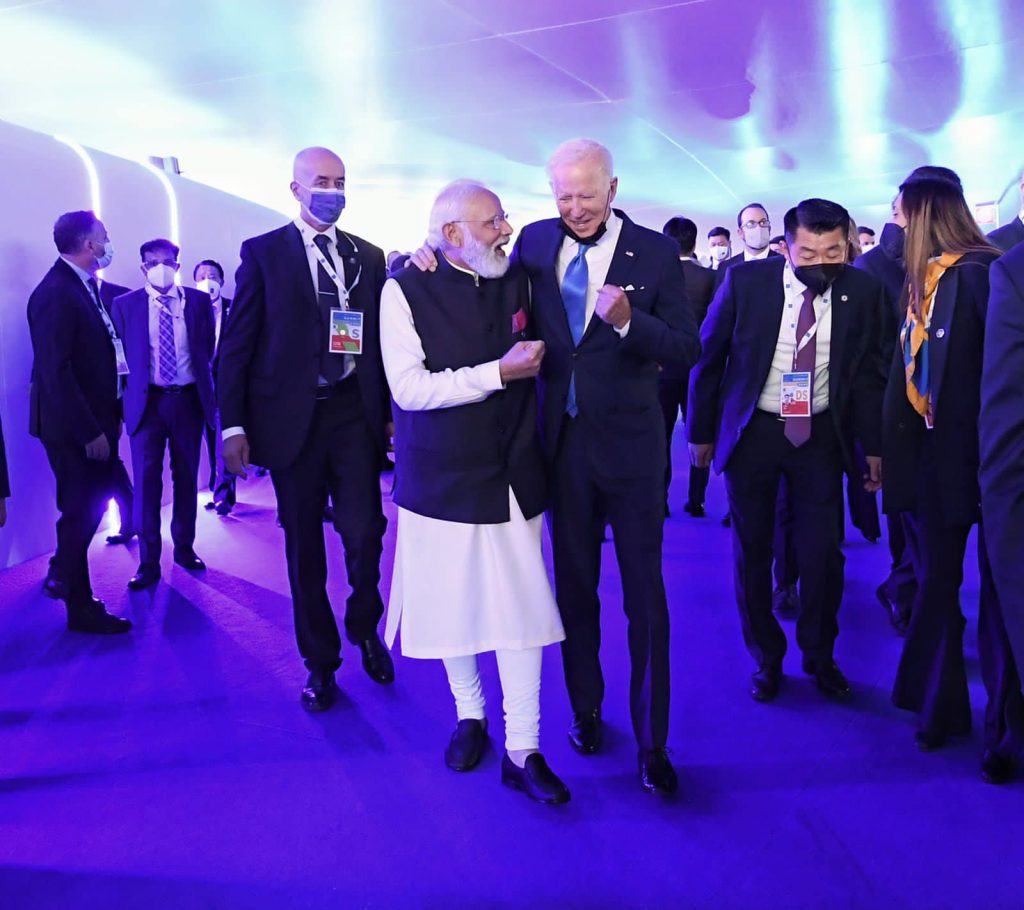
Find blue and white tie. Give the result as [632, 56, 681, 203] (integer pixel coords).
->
[157, 295, 177, 384]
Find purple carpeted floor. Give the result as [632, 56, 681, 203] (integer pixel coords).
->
[1, 438, 1022, 909]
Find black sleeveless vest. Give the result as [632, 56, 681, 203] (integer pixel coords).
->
[391, 256, 546, 523]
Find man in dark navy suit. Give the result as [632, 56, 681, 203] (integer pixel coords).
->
[987, 171, 1024, 253]
[217, 147, 395, 711]
[659, 216, 715, 517]
[688, 198, 886, 703]
[27, 211, 132, 633]
[513, 139, 699, 794]
[980, 241, 1024, 703]
[713, 202, 783, 290]
[112, 239, 216, 590]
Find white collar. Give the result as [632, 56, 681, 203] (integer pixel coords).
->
[293, 216, 336, 245]
[743, 246, 771, 261]
[146, 283, 183, 302]
[60, 256, 96, 285]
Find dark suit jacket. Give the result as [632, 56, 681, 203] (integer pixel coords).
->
[27, 258, 122, 446]
[713, 249, 783, 289]
[0, 413, 9, 499]
[882, 251, 998, 524]
[512, 210, 699, 477]
[987, 217, 1024, 253]
[979, 243, 1024, 667]
[217, 222, 390, 471]
[688, 257, 886, 474]
[853, 245, 906, 373]
[661, 259, 715, 386]
[111, 287, 217, 436]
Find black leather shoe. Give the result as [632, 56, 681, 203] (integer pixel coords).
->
[803, 658, 851, 698]
[67, 599, 132, 634]
[501, 753, 570, 805]
[721, 513, 732, 528]
[301, 669, 338, 712]
[772, 584, 799, 618]
[568, 708, 602, 754]
[106, 530, 136, 545]
[357, 635, 395, 684]
[43, 570, 66, 600]
[914, 728, 946, 752]
[128, 564, 161, 590]
[444, 719, 488, 771]
[639, 748, 678, 795]
[875, 584, 908, 636]
[981, 749, 1014, 784]
[751, 665, 782, 702]
[683, 501, 706, 518]
[173, 548, 206, 571]
[214, 498, 233, 516]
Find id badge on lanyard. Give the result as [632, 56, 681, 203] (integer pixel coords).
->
[112, 338, 130, 376]
[311, 233, 364, 356]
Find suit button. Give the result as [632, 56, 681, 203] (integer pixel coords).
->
[898, 421, 905, 430]
[572, 352, 580, 360]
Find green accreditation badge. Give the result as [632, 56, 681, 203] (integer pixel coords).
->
[330, 309, 363, 355]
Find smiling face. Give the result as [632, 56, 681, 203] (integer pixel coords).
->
[550, 159, 617, 240]
[443, 189, 513, 279]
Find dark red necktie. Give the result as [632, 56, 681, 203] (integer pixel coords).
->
[783, 288, 817, 447]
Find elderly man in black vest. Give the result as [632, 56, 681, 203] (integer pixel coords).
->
[382, 180, 569, 805]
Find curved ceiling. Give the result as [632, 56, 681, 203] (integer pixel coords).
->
[1, 0, 1021, 250]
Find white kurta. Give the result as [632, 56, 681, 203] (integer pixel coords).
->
[380, 272, 565, 659]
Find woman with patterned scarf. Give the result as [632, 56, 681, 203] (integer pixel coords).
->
[881, 176, 1024, 784]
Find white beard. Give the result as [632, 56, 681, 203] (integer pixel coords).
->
[461, 234, 510, 279]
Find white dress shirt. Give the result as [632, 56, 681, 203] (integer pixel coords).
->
[757, 261, 832, 415]
[555, 211, 630, 337]
[211, 296, 224, 352]
[147, 284, 194, 385]
[743, 246, 773, 262]
[379, 260, 504, 412]
[292, 216, 355, 382]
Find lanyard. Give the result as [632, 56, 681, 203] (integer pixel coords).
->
[87, 279, 121, 343]
[310, 231, 362, 307]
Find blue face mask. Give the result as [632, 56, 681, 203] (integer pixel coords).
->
[879, 222, 905, 262]
[300, 185, 346, 225]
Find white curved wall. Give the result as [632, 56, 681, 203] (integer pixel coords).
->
[0, 118, 283, 569]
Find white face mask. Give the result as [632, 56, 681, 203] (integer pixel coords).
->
[196, 277, 222, 300]
[710, 245, 730, 262]
[95, 240, 114, 270]
[147, 263, 177, 290]
[742, 226, 771, 251]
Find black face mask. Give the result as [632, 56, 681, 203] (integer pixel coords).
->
[879, 222, 905, 262]
[793, 262, 845, 297]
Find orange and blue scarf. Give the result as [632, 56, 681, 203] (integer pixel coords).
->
[900, 252, 963, 425]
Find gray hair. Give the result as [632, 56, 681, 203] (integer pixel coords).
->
[426, 179, 493, 247]
[545, 138, 614, 186]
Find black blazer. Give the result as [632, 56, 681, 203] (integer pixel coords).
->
[512, 210, 699, 477]
[882, 251, 998, 524]
[853, 245, 906, 368]
[111, 287, 217, 436]
[0, 412, 9, 499]
[688, 257, 886, 474]
[713, 249, 783, 289]
[661, 259, 714, 386]
[979, 243, 1024, 665]
[217, 222, 390, 471]
[27, 258, 122, 446]
[987, 217, 1024, 253]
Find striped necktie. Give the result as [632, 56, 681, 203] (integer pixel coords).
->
[157, 294, 177, 384]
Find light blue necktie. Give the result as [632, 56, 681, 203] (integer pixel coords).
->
[561, 242, 593, 416]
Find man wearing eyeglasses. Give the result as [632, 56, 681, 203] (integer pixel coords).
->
[714, 203, 782, 290]
[217, 147, 395, 712]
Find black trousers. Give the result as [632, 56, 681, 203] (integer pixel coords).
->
[772, 478, 798, 591]
[845, 438, 881, 542]
[205, 417, 236, 505]
[882, 513, 918, 623]
[49, 452, 133, 576]
[129, 385, 205, 568]
[270, 378, 386, 672]
[549, 416, 670, 750]
[724, 410, 845, 669]
[43, 437, 116, 607]
[893, 442, 1024, 749]
[658, 372, 709, 510]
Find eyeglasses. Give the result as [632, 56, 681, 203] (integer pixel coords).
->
[453, 212, 509, 231]
[741, 219, 771, 230]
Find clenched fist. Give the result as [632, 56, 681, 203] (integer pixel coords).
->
[499, 340, 546, 383]
[595, 284, 631, 329]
